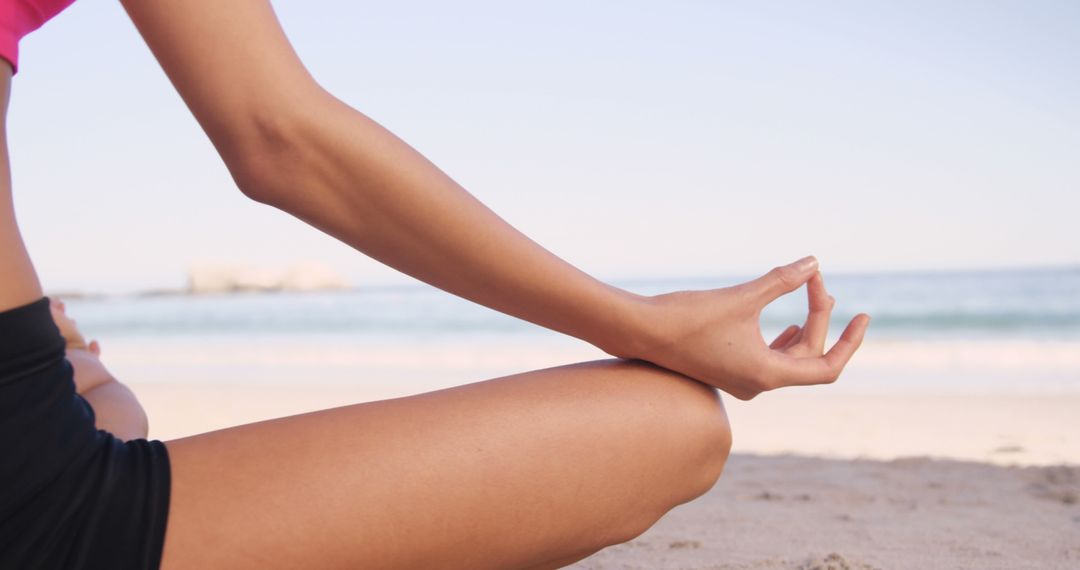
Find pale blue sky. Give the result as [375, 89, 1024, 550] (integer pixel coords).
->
[7, 1, 1079, 293]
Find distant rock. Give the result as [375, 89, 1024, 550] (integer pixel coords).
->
[279, 262, 351, 292]
[41, 290, 105, 300]
[187, 262, 350, 294]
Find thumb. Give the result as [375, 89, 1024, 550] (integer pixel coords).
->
[749, 256, 819, 304]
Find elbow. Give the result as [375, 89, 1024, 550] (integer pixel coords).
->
[223, 124, 303, 208]
[216, 87, 332, 208]
[229, 154, 287, 207]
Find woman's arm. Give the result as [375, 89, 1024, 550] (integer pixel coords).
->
[119, 0, 869, 399]
[119, 0, 639, 354]
[0, 64, 45, 312]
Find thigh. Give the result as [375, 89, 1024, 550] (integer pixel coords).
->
[159, 359, 731, 570]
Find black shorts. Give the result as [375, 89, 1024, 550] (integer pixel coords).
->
[0, 297, 171, 569]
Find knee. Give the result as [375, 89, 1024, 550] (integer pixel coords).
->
[690, 394, 732, 499]
[594, 360, 732, 544]
[605, 361, 732, 501]
[526, 359, 732, 554]
[656, 367, 733, 503]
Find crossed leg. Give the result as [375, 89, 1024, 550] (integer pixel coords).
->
[159, 359, 732, 569]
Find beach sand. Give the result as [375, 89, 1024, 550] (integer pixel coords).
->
[127, 378, 1079, 569]
[570, 454, 1079, 569]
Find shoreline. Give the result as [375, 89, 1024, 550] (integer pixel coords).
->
[103, 336, 1080, 393]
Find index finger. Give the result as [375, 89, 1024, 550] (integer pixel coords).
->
[800, 271, 832, 354]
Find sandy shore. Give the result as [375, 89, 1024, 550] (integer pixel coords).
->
[116, 335, 1078, 569]
[723, 391, 1080, 466]
[570, 453, 1080, 569]
[127, 381, 1079, 568]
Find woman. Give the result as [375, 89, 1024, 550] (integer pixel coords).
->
[0, 1, 870, 568]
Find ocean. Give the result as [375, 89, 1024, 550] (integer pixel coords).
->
[59, 267, 1080, 394]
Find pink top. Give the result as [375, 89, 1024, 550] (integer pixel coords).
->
[0, 0, 76, 73]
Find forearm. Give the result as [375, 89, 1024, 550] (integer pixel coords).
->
[120, 0, 650, 354]
[237, 93, 648, 354]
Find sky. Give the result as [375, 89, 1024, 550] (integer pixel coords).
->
[6, 0, 1079, 294]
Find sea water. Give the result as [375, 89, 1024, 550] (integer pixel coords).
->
[60, 266, 1080, 393]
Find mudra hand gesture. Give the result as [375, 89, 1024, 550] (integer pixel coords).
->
[616, 256, 871, 400]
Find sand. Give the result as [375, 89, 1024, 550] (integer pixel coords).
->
[570, 454, 1079, 569]
[125, 379, 1079, 569]
[723, 391, 1080, 467]
[109, 334, 1079, 568]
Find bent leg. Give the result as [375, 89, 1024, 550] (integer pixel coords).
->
[160, 359, 732, 570]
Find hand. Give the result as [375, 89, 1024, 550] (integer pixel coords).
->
[49, 298, 101, 356]
[49, 298, 109, 393]
[48, 298, 148, 439]
[622, 256, 870, 400]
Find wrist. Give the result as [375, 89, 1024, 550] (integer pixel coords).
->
[593, 287, 659, 361]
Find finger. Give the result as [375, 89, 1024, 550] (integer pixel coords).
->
[89, 340, 101, 356]
[822, 313, 871, 375]
[767, 314, 871, 387]
[768, 325, 800, 349]
[748, 256, 819, 305]
[783, 327, 804, 351]
[799, 272, 832, 354]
